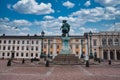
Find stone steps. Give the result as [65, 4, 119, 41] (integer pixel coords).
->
[53, 54, 80, 65]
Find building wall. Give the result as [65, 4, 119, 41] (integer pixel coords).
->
[0, 36, 83, 59]
[0, 31, 120, 60]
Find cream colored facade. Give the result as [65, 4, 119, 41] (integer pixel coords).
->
[0, 31, 120, 60]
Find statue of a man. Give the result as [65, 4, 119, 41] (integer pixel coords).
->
[60, 20, 70, 37]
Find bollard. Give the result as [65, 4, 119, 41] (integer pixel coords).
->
[98, 59, 101, 63]
[7, 59, 11, 66]
[86, 60, 89, 67]
[108, 60, 111, 65]
[45, 60, 49, 67]
[22, 59, 25, 64]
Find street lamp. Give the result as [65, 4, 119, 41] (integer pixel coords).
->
[85, 33, 89, 67]
[81, 39, 84, 58]
[48, 39, 50, 58]
[89, 31, 93, 59]
[40, 30, 45, 58]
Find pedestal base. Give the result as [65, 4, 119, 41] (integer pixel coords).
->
[60, 37, 71, 54]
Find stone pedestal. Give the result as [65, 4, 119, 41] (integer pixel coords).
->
[60, 37, 71, 54]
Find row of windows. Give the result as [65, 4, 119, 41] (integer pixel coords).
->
[0, 44, 80, 51]
[102, 38, 119, 46]
[1, 52, 38, 57]
[0, 40, 39, 44]
[0, 46, 39, 51]
[44, 45, 79, 49]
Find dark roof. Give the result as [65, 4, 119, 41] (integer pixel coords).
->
[0, 34, 84, 39]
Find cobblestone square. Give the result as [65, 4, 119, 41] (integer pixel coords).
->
[0, 60, 120, 80]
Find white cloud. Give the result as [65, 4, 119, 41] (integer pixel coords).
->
[109, 22, 120, 31]
[0, 17, 9, 22]
[84, 0, 91, 7]
[79, 27, 97, 34]
[70, 7, 119, 22]
[43, 15, 54, 20]
[0, 24, 20, 35]
[12, 0, 54, 15]
[21, 27, 30, 31]
[11, 20, 32, 27]
[0, 18, 32, 35]
[63, 1, 75, 8]
[95, 0, 120, 6]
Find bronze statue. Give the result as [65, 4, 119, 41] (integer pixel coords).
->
[60, 20, 70, 37]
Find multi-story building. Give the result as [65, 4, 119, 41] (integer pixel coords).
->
[0, 31, 120, 60]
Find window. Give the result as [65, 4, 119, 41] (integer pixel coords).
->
[36, 41, 38, 44]
[32, 41, 34, 44]
[35, 53, 38, 57]
[2, 53, 5, 56]
[7, 53, 10, 56]
[114, 38, 119, 45]
[76, 39, 79, 42]
[76, 45, 79, 49]
[17, 46, 19, 50]
[76, 51, 79, 55]
[8, 46, 10, 50]
[102, 38, 107, 45]
[31, 46, 34, 50]
[31, 53, 33, 57]
[9, 40, 11, 44]
[21, 53, 24, 57]
[57, 45, 59, 49]
[3, 46, 6, 50]
[13, 40, 15, 44]
[27, 41, 29, 44]
[93, 39, 97, 46]
[57, 51, 59, 54]
[22, 41, 24, 44]
[26, 46, 29, 50]
[26, 53, 28, 57]
[108, 38, 113, 45]
[50, 52, 52, 54]
[36, 46, 38, 51]
[0, 40, 1, 43]
[4, 40, 6, 44]
[16, 53, 19, 56]
[17, 41, 20, 44]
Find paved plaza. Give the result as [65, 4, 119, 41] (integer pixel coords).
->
[0, 60, 120, 80]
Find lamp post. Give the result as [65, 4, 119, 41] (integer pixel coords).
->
[45, 39, 50, 67]
[85, 33, 89, 67]
[81, 39, 84, 58]
[89, 31, 93, 59]
[40, 30, 45, 58]
[48, 39, 50, 58]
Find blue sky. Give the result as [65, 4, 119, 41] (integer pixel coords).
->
[0, 0, 120, 35]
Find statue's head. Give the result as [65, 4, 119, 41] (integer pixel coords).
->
[62, 20, 67, 23]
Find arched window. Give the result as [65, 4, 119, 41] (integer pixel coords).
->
[108, 38, 113, 45]
[102, 38, 107, 45]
